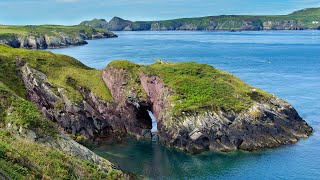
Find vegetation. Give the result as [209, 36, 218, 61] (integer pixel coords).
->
[107, 60, 148, 100]
[0, 82, 56, 134]
[82, 7, 320, 30]
[0, 25, 113, 38]
[136, 7, 320, 29]
[108, 60, 273, 115]
[0, 44, 113, 102]
[0, 82, 124, 179]
[80, 19, 109, 29]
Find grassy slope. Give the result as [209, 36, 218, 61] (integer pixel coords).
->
[108, 60, 272, 116]
[131, 7, 320, 29]
[0, 25, 114, 39]
[80, 19, 108, 28]
[0, 82, 123, 179]
[0, 44, 112, 102]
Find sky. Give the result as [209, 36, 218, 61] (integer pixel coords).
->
[0, 0, 319, 25]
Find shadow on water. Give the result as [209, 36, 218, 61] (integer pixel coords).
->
[85, 138, 269, 179]
[51, 31, 320, 179]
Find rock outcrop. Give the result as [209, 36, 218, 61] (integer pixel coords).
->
[16, 57, 313, 153]
[0, 76, 133, 179]
[102, 61, 313, 153]
[0, 29, 117, 49]
[18, 62, 152, 140]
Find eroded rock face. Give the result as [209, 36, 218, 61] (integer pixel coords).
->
[19, 62, 152, 141]
[121, 72, 313, 153]
[18, 60, 313, 153]
[102, 66, 152, 138]
[19, 63, 117, 139]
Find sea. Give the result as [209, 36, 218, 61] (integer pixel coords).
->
[50, 30, 320, 179]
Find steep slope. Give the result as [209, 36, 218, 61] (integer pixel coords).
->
[80, 7, 320, 31]
[0, 81, 131, 179]
[103, 60, 313, 153]
[0, 25, 117, 49]
[0, 45, 313, 154]
[80, 19, 109, 29]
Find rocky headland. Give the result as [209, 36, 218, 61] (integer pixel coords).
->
[80, 7, 320, 31]
[0, 44, 312, 156]
[0, 25, 117, 49]
[0, 44, 313, 177]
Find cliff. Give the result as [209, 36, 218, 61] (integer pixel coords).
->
[0, 45, 313, 156]
[0, 45, 133, 179]
[104, 60, 313, 152]
[80, 7, 320, 31]
[0, 82, 132, 179]
[0, 25, 117, 49]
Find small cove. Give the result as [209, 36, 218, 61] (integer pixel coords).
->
[50, 31, 320, 179]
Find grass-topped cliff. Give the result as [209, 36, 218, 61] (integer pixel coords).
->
[0, 25, 117, 49]
[107, 60, 272, 116]
[0, 44, 112, 103]
[105, 60, 312, 152]
[0, 44, 312, 156]
[0, 82, 126, 179]
[81, 7, 320, 31]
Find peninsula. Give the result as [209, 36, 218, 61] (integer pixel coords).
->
[80, 7, 320, 31]
[0, 25, 117, 49]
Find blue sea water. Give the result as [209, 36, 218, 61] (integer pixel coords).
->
[50, 31, 320, 179]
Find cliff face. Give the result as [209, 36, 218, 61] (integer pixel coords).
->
[0, 77, 132, 179]
[102, 61, 312, 153]
[18, 60, 152, 140]
[5, 46, 312, 154]
[80, 8, 320, 31]
[106, 65, 313, 153]
[0, 32, 117, 49]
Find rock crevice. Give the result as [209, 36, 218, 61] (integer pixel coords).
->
[18, 60, 313, 153]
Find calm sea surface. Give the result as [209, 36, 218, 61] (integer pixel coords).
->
[50, 31, 320, 179]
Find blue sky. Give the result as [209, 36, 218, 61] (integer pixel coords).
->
[0, 0, 319, 25]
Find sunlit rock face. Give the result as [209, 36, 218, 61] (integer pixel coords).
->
[19, 57, 313, 153]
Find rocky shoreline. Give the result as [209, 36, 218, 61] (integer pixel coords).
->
[0, 31, 117, 49]
[16, 56, 313, 153]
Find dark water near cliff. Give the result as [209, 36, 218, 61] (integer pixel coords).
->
[50, 31, 320, 179]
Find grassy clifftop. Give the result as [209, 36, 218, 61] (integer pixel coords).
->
[0, 25, 114, 38]
[81, 7, 320, 31]
[0, 25, 117, 49]
[0, 44, 113, 102]
[0, 82, 124, 179]
[108, 60, 272, 115]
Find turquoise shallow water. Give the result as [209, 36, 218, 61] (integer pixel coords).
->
[50, 31, 320, 179]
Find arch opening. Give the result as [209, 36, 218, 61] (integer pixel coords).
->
[147, 110, 158, 141]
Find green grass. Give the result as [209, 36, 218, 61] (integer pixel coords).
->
[0, 81, 57, 135]
[0, 131, 124, 179]
[87, 7, 320, 30]
[80, 19, 108, 28]
[108, 61, 273, 116]
[107, 60, 148, 100]
[0, 25, 112, 38]
[0, 81, 125, 179]
[0, 44, 113, 103]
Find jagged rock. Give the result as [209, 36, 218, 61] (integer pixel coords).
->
[18, 58, 313, 153]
